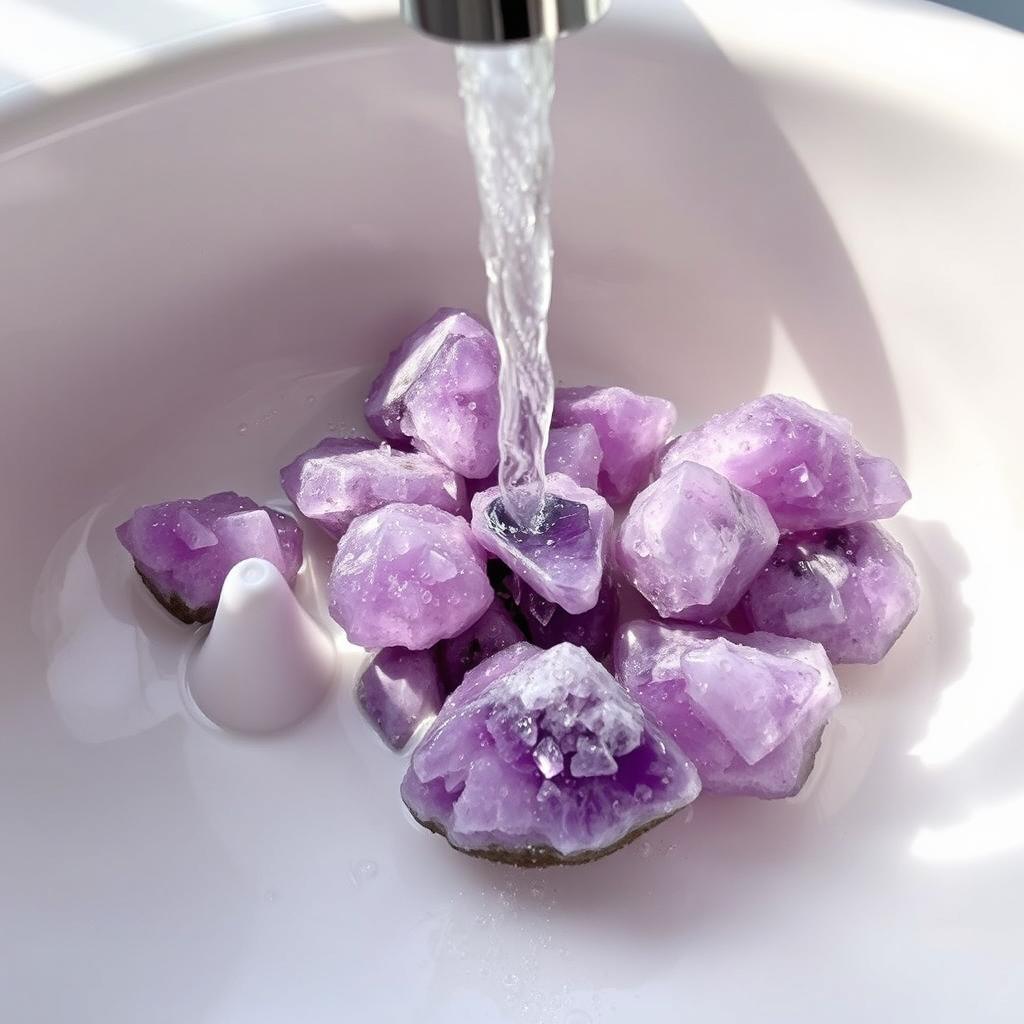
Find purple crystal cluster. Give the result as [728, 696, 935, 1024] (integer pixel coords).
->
[470, 473, 613, 615]
[615, 621, 840, 798]
[616, 460, 778, 623]
[116, 492, 303, 623]
[552, 385, 676, 504]
[658, 394, 909, 532]
[328, 503, 491, 650]
[364, 308, 500, 478]
[119, 303, 920, 866]
[743, 523, 920, 663]
[357, 647, 443, 750]
[401, 642, 701, 865]
[281, 436, 464, 538]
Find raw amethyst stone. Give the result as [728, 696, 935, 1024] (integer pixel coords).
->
[401, 642, 701, 865]
[743, 522, 920, 663]
[657, 394, 910, 532]
[280, 436, 464, 539]
[507, 572, 620, 661]
[615, 619, 840, 798]
[328, 503, 492, 650]
[116, 491, 303, 624]
[438, 598, 525, 692]
[357, 647, 443, 750]
[364, 308, 500, 478]
[616, 461, 779, 623]
[470, 473, 613, 615]
[545, 424, 602, 491]
[551, 386, 676, 504]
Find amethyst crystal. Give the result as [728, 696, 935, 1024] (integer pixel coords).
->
[616, 461, 779, 623]
[507, 572, 620, 661]
[615, 619, 840, 798]
[545, 424, 603, 491]
[470, 473, 613, 614]
[280, 436, 464, 539]
[551, 386, 676, 504]
[438, 598, 525, 692]
[742, 522, 920, 663]
[401, 642, 701, 865]
[364, 308, 500, 478]
[357, 647, 443, 750]
[328, 504, 492, 650]
[657, 394, 910, 532]
[116, 491, 303, 624]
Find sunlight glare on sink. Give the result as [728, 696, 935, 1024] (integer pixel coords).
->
[912, 790, 1024, 863]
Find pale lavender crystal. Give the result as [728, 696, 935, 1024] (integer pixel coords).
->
[551, 386, 676, 504]
[507, 572, 620, 661]
[328, 504, 491, 650]
[357, 647, 443, 750]
[743, 523, 920, 663]
[616, 461, 779, 623]
[470, 473, 613, 614]
[280, 436, 464, 539]
[544, 424, 602, 491]
[116, 491, 303, 624]
[364, 308, 500, 478]
[658, 394, 910, 532]
[462, 424, 603, 501]
[401, 642, 701, 865]
[615, 619, 840, 798]
[438, 598, 525, 692]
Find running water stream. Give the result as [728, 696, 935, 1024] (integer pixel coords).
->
[455, 40, 556, 530]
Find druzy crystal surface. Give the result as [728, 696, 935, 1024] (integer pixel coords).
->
[116, 491, 303, 624]
[470, 473, 613, 614]
[658, 394, 910, 532]
[615, 620, 840, 798]
[357, 647, 443, 750]
[364, 308, 500, 478]
[401, 642, 701, 865]
[551, 386, 676, 504]
[438, 598, 525, 692]
[616, 461, 779, 623]
[328, 504, 491, 650]
[280, 436, 464, 538]
[743, 523, 920, 663]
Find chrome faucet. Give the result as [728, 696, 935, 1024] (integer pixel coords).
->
[401, 0, 610, 43]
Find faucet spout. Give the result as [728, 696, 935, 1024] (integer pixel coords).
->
[401, 0, 610, 44]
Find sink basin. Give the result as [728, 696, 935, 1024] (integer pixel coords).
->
[2, 1, 1022, 1020]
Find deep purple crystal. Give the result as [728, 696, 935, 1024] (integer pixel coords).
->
[327, 503, 492, 650]
[364, 308, 500, 478]
[552, 386, 676, 504]
[470, 474, 613, 614]
[116, 491, 303, 624]
[507, 572, 620, 661]
[438, 598, 525, 692]
[401, 642, 701, 865]
[357, 647, 443, 750]
[743, 522, 920, 663]
[658, 394, 910, 532]
[616, 460, 779, 623]
[615, 619, 840, 798]
[280, 436, 465, 538]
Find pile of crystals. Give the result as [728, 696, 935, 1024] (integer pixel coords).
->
[117, 308, 920, 866]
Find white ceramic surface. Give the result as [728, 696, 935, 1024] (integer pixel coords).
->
[2, 1, 1023, 1021]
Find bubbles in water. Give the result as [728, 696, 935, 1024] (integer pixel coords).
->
[350, 859, 378, 888]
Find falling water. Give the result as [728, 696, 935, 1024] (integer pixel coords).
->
[456, 40, 556, 529]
